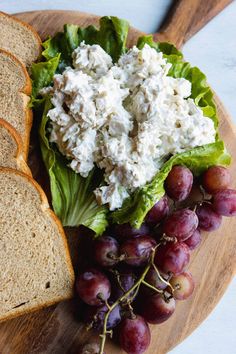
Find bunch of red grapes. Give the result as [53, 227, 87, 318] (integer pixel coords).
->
[75, 165, 236, 354]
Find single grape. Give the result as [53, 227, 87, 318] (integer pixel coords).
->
[76, 269, 111, 306]
[145, 267, 169, 291]
[163, 209, 199, 241]
[202, 166, 231, 194]
[110, 268, 136, 301]
[155, 242, 190, 275]
[184, 229, 202, 250]
[170, 271, 195, 300]
[94, 236, 119, 267]
[145, 195, 170, 226]
[141, 293, 175, 324]
[196, 202, 222, 231]
[83, 303, 121, 331]
[112, 222, 150, 240]
[165, 165, 193, 201]
[119, 315, 151, 354]
[212, 189, 236, 216]
[153, 243, 170, 268]
[121, 235, 156, 267]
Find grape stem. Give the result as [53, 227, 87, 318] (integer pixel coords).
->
[142, 280, 163, 294]
[161, 234, 177, 243]
[98, 249, 156, 354]
[199, 184, 208, 201]
[151, 261, 174, 292]
[108, 253, 126, 261]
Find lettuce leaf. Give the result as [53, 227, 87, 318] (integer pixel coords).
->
[137, 35, 183, 59]
[43, 24, 79, 61]
[41, 16, 129, 69]
[77, 16, 129, 62]
[112, 141, 231, 228]
[39, 96, 108, 235]
[32, 20, 231, 234]
[31, 54, 60, 98]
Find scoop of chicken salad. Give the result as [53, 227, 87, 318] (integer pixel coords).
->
[44, 42, 215, 210]
[32, 17, 230, 234]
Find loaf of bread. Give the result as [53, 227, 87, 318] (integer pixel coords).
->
[0, 49, 32, 158]
[0, 119, 31, 175]
[0, 11, 41, 67]
[0, 168, 75, 322]
[0, 13, 75, 323]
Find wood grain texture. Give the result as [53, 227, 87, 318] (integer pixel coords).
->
[0, 9, 235, 354]
[154, 0, 233, 47]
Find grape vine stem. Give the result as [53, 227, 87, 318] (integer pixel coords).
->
[98, 249, 156, 354]
[142, 280, 163, 293]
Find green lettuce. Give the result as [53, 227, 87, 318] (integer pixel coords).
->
[112, 141, 230, 228]
[31, 54, 60, 98]
[77, 16, 129, 62]
[32, 18, 231, 234]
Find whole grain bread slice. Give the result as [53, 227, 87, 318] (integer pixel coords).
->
[0, 49, 32, 158]
[0, 167, 74, 322]
[0, 11, 41, 68]
[0, 118, 31, 175]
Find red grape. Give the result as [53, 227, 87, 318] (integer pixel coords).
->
[145, 267, 169, 291]
[76, 269, 111, 306]
[155, 242, 190, 275]
[184, 229, 201, 250]
[165, 165, 193, 201]
[112, 222, 150, 240]
[202, 166, 231, 194]
[212, 189, 236, 216]
[163, 209, 199, 241]
[94, 236, 119, 267]
[145, 195, 169, 226]
[170, 271, 195, 300]
[110, 268, 136, 301]
[154, 243, 170, 267]
[141, 293, 175, 324]
[83, 303, 121, 331]
[121, 235, 156, 267]
[196, 202, 222, 231]
[119, 315, 151, 354]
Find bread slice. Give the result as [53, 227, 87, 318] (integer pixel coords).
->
[0, 11, 41, 67]
[0, 168, 74, 322]
[0, 49, 32, 158]
[0, 118, 31, 175]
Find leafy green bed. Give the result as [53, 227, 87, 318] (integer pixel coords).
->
[31, 16, 230, 235]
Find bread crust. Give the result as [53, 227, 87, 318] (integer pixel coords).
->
[0, 294, 72, 324]
[0, 49, 33, 158]
[0, 167, 75, 323]
[0, 118, 31, 176]
[0, 11, 42, 65]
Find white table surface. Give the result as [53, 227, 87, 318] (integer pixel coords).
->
[1, 1, 236, 353]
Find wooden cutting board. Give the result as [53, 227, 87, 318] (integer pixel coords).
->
[1, 1, 236, 353]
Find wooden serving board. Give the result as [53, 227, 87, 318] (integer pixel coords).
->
[1, 3, 236, 353]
